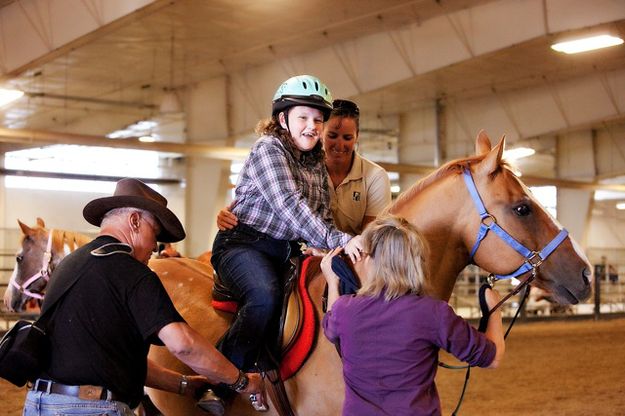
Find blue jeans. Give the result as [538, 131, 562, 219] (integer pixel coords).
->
[23, 390, 134, 416]
[212, 223, 297, 371]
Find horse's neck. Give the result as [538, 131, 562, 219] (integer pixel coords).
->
[391, 176, 472, 301]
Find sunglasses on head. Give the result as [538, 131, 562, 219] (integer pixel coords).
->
[332, 99, 360, 116]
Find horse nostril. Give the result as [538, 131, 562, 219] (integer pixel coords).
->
[582, 268, 591, 286]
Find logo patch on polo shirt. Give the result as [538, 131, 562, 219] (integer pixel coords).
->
[352, 191, 361, 201]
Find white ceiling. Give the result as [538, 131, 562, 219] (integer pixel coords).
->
[0, 0, 624, 186]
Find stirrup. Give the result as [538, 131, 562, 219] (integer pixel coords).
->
[250, 392, 269, 412]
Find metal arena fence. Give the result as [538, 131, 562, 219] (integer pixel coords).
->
[1, 227, 623, 330]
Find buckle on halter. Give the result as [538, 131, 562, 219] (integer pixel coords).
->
[480, 214, 497, 227]
[526, 251, 543, 268]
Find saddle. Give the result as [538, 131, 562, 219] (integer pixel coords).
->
[211, 255, 318, 381]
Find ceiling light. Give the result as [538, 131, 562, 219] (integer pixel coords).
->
[503, 147, 535, 160]
[551, 35, 623, 54]
[0, 88, 24, 107]
[616, 202, 625, 210]
[107, 129, 133, 139]
[138, 135, 156, 143]
[107, 119, 158, 139]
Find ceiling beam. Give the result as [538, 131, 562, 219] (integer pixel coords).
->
[0, 168, 181, 184]
[0, 127, 249, 161]
[1, 126, 623, 193]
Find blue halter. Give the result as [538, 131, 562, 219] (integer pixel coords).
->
[463, 168, 569, 281]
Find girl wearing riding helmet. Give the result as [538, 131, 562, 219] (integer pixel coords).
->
[210, 75, 363, 376]
[216, 99, 392, 236]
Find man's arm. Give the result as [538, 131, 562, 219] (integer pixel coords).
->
[158, 322, 262, 395]
[145, 358, 209, 398]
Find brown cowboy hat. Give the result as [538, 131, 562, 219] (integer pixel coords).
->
[83, 178, 186, 242]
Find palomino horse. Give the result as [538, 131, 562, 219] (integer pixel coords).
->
[3, 132, 592, 416]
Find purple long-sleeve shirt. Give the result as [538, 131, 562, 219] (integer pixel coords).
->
[322, 293, 496, 416]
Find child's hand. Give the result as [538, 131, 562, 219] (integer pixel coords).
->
[216, 206, 238, 231]
[320, 247, 342, 284]
[302, 245, 328, 257]
[343, 235, 364, 263]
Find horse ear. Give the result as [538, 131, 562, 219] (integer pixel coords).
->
[475, 130, 492, 155]
[17, 220, 33, 236]
[36, 217, 45, 228]
[477, 135, 506, 176]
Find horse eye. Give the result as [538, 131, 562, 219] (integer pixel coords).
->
[16, 254, 23, 263]
[514, 204, 531, 216]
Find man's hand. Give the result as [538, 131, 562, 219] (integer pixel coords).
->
[182, 374, 211, 397]
[242, 372, 264, 395]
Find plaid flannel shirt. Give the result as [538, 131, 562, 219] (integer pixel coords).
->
[232, 135, 352, 249]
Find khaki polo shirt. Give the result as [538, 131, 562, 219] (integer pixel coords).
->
[328, 153, 392, 235]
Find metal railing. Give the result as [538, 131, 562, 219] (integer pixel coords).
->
[451, 264, 625, 320]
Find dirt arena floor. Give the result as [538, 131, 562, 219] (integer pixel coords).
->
[1, 317, 624, 416]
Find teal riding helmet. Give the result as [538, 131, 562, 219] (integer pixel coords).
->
[272, 75, 333, 121]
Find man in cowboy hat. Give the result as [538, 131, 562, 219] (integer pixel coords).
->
[23, 178, 263, 416]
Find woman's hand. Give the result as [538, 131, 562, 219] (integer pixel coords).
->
[343, 235, 364, 263]
[484, 288, 502, 311]
[216, 206, 238, 231]
[321, 247, 344, 311]
[320, 247, 342, 285]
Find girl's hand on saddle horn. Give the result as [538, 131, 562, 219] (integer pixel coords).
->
[344, 235, 364, 263]
[321, 247, 342, 284]
[302, 244, 328, 257]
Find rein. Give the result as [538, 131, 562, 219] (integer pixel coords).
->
[10, 229, 56, 301]
[443, 169, 571, 415]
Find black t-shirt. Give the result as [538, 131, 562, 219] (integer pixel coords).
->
[41, 235, 184, 407]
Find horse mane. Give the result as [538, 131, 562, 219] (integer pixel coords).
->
[389, 153, 511, 214]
